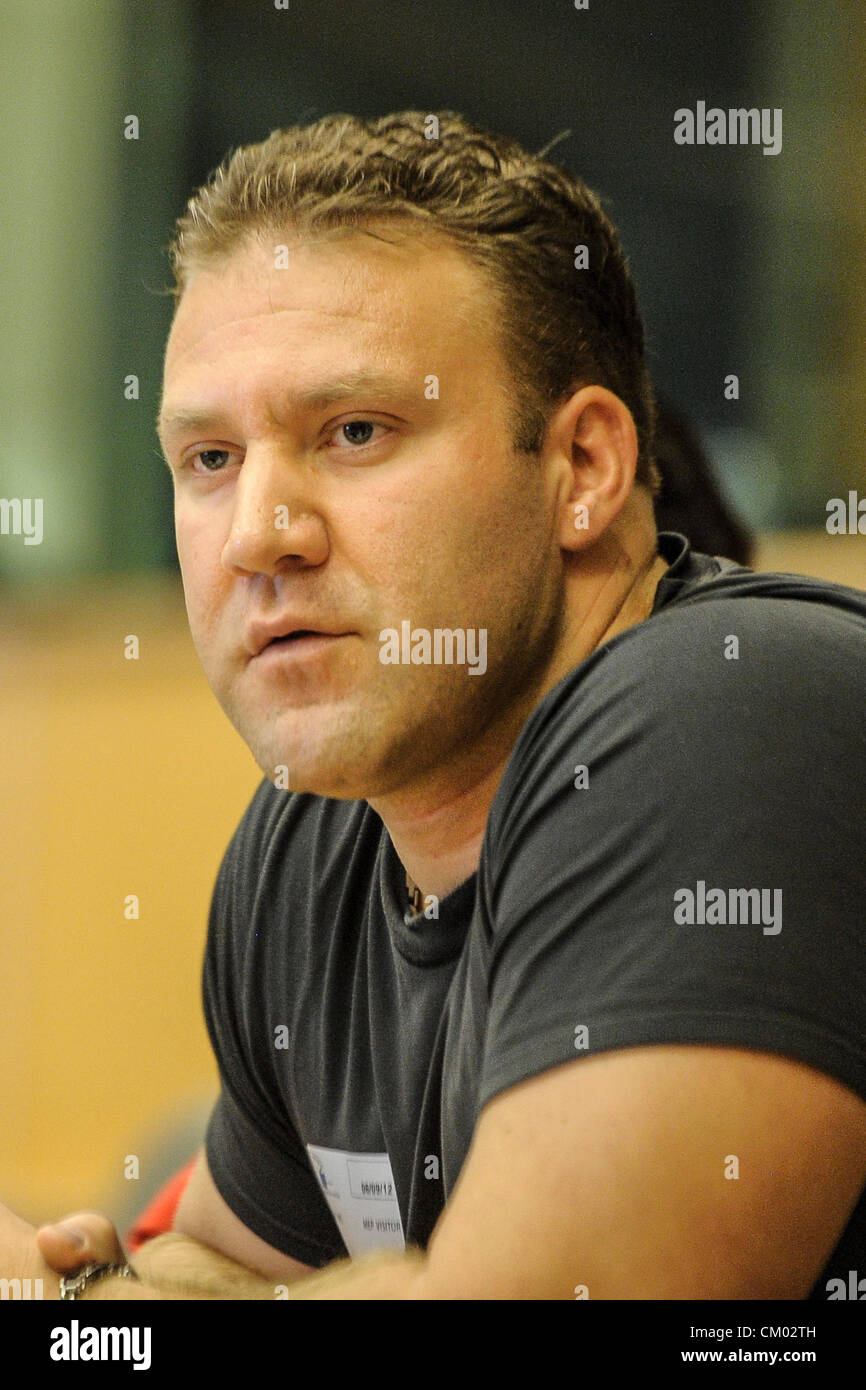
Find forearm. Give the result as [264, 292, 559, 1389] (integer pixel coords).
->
[279, 1246, 427, 1300]
[81, 1233, 429, 1301]
[82, 1233, 282, 1301]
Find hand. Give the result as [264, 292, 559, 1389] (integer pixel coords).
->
[36, 1210, 127, 1280]
[0, 1198, 61, 1298]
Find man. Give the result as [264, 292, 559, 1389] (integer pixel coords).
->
[7, 111, 866, 1300]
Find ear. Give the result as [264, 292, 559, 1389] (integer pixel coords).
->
[547, 385, 639, 553]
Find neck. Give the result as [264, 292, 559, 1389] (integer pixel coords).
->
[372, 517, 669, 905]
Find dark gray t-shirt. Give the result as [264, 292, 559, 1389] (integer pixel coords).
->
[203, 532, 866, 1297]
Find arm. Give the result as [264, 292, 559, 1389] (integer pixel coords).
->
[81, 1148, 321, 1299]
[30, 1148, 321, 1300]
[168, 1147, 317, 1286]
[80, 1044, 866, 1300]
[89, 1147, 425, 1300]
[83, 1241, 427, 1300]
[420, 1044, 866, 1299]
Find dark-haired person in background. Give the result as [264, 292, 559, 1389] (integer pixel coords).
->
[3, 111, 864, 1301]
[654, 396, 754, 567]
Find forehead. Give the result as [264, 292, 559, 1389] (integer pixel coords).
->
[162, 227, 503, 403]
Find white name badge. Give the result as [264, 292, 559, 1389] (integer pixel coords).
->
[306, 1144, 406, 1258]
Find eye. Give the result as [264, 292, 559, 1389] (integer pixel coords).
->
[188, 448, 235, 474]
[328, 419, 388, 449]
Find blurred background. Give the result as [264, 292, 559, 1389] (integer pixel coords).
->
[1, 0, 864, 1233]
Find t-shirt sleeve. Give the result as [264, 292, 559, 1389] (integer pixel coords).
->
[201, 782, 344, 1269]
[478, 595, 866, 1113]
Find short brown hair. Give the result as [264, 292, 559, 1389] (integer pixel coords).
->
[169, 111, 660, 492]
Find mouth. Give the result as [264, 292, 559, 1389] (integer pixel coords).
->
[253, 630, 352, 664]
[267, 630, 327, 645]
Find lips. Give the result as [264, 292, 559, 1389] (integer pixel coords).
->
[245, 618, 352, 657]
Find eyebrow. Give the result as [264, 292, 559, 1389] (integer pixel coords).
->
[156, 371, 414, 447]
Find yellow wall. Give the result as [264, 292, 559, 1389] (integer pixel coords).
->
[0, 574, 260, 1226]
[1, 531, 864, 1229]
[753, 530, 866, 588]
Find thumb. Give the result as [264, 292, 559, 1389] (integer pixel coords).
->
[36, 1212, 126, 1272]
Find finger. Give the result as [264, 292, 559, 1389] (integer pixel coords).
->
[36, 1212, 126, 1271]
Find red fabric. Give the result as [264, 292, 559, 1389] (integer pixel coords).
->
[125, 1156, 197, 1252]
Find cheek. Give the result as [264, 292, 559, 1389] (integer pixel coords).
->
[174, 510, 226, 638]
[174, 502, 209, 569]
[435, 459, 545, 577]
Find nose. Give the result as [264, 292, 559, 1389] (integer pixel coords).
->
[220, 444, 329, 577]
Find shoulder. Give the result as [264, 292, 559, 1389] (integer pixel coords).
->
[640, 563, 866, 673]
[518, 567, 866, 761]
[486, 569, 866, 856]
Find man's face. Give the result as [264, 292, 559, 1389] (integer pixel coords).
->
[159, 228, 565, 799]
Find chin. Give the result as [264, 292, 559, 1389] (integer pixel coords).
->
[231, 691, 410, 801]
[249, 735, 371, 801]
